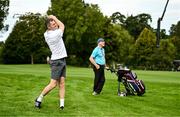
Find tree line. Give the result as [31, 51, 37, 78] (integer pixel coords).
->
[0, 0, 180, 70]
[0, 0, 9, 30]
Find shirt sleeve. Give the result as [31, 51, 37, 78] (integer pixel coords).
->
[91, 48, 97, 58]
[57, 29, 63, 37]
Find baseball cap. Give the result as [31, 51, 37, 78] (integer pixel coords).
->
[97, 38, 105, 43]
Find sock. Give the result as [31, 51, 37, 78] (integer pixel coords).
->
[37, 94, 44, 102]
[60, 99, 64, 107]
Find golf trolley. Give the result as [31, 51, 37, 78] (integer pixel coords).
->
[107, 66, 145, 96]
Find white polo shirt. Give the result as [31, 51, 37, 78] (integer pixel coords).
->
[44, 29, 67, 60]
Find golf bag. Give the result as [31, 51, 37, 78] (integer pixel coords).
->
[109, 68, 145, 96]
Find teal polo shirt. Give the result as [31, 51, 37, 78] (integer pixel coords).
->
[91, 46, 105, 65]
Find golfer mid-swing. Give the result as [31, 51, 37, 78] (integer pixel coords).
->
[35, 15, 67, 110]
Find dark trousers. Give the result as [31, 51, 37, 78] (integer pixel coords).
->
[93, 65, 105, 94]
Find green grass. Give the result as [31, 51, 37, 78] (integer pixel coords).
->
[0, 64, 180, 116]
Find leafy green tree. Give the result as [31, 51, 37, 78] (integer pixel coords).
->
[78, 4, 108, 66]
[105, 24, 134, 66]
[48, 0, 108, 66]
[124, 13, 152, 39]
[160, 29, 169, 39]
[130, 27, 175, 70]
[110, 12, 126, 24]
[170, 21, 180, 59]
[169, 24, 176, 36]
[110, 13, 152, 40]
[19, 13, 48, 64]
[2, 13, 49, 64]
[132, 28, 156, 69]
[171, 36, 180, 60]
[169, 21, 180, 37]
[0, 0, 9, 30]
[151, 40, 176, 70]
[0, 41, 4, 63]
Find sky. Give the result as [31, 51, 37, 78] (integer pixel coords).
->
[0, 0, 51, 42]
[0, 0, 179, 42]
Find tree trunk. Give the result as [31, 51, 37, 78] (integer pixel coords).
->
[31, 54, 34, 64]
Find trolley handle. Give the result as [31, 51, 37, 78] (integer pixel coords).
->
[106, 68, 117, 73]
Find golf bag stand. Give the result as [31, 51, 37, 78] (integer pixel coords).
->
[117, 81, 121, 96]
[117, 69, 131, 96]
[109, 68, 145, 96]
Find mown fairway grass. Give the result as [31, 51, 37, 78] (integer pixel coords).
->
[0, 64, 180, 116]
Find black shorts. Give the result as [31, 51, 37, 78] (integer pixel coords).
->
[50, 58, 66, 80]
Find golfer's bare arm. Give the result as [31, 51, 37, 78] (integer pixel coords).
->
[48, 15, 65, 32]
[89, 56, 100, 69]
